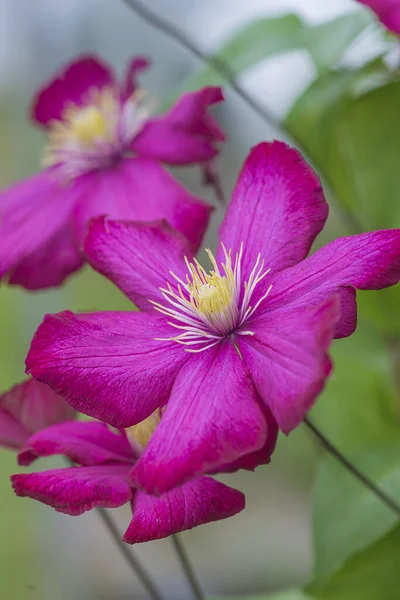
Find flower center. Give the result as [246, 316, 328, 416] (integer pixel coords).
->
[43, 86, 150, 180]
[125, 410, 161, 454]
[151, 244, 272, 352]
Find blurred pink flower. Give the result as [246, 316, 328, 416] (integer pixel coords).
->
[26, 141, 400, 494]
[0, 378, 75, 451]
[11, 417, 244, 544]
[0, 55, 223, 290]
[358, 0, 400, 34]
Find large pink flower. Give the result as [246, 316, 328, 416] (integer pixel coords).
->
[11, 416, 245, 544]
[26, 141, 400, 493]
[0, 54, 223, 290]
[0, 378, 75, 451]
[357, 0, 400, 34]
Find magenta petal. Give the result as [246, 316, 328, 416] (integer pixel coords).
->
[26, 311, 188, 427]
[358, 0, 400, 34]
[130, 342, 267, 494]
[0, 378, 75, 451]
[18, 421, 133, 467]
[84, 216, 194, 310]
[11, 464, 132, 515]
[123, 476, 244, 544]
[240, 296, 340, 434]
[132, 87, 224, 165]
[8, 220, 83, 290]
[32, 54, 115, 127]
[75, 158, 212, 253]
[0, 170, 81, 288]
[266, 230, 400, 338]
[218, 141, 328, 278]
[120, 56, 150, 101]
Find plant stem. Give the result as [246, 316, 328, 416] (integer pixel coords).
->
[304, 417, 400, 517]
[96, 507, 164, 600]
[121, 0, 364, 235]
[171, 534, 205, 600]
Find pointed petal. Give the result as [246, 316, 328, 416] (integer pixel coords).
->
[32, 55, 115, 126]
[240, 296, 340, 434]
[120, 56, 150, 101]
[18, 421, 133, 467]
[75, 159, 212, 254]
[218, 142, 328, 279]
[26, 311, 188, 427]
[130, 342, 267, 494]
[84, 216, 194, 310]
[11, 464, 132, 515]
[0, 378, 75, 451]
[8, 220, 83, 289]
[266, 230, 400, 338]
[132, 87, 224, 164]
[0, 170, 81, 288]
[123, 476, 244, 544]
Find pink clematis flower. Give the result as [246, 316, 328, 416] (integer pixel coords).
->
[0, 54, 223, 290]
[11, 414, 245, 544]
[0, 377, 75, 451]
[357, 0, 400, 34]
[26, 141, 400, 494]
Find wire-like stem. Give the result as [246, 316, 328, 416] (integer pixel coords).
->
[305, 417, 400, 517]
[171, 534, 205, 600]
[121, 0, 364, 235]
[96, 507, 164, 600]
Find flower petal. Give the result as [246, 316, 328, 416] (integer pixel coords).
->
[218, 141, 328, 278]
[18, 421, 133, 467]
[123, 476, 244, 544]
[32, 55, 115, 127]
[0, 378, 75, 451]
[120, 56, 150, 101]
[26, 311, 189, 427]
[130, 342, 267, 494]
[132, 87, 224, 164]
[8, 220, 83, 290]
[239, 296, 340, 434]
[265, 230, 400, 338]
[75, 158, 212, 253]
[0, 170, 81, 288]
[84, 216, 194, 310]
[11, 464, 132, 515]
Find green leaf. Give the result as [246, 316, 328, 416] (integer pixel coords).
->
[312, 441, 400, 586]
[285, 63, 399, 231]
[311, 325, 399, 454]
[309, 524, 400, 599]
[306, 12, 373, 74]
[167, 11, 371, 103]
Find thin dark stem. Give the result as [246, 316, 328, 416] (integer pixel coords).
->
[121, 0, 364, 235]
[96, 507, 164, 600]
[171, 534, 204, 600]
[305, 417, 400, 517]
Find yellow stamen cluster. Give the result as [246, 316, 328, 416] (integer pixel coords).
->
[151, 244, 272, 352]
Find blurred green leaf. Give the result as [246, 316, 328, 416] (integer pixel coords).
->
[312, 441, 400, 584]
[168, 11, 370, 102]
[285, 64, 399, 231]
[310, 325, 399, 454]
[309, 524, 400, 599]
[306, 12, 373, 74]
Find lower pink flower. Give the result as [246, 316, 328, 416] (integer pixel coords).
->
[0, 378, 75, 451]
[11, 416, 245, 544]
